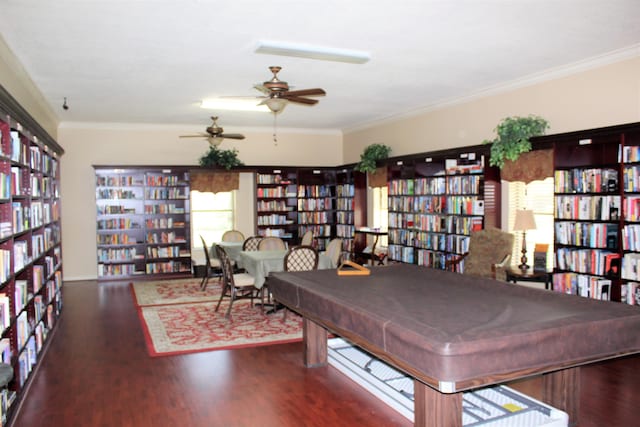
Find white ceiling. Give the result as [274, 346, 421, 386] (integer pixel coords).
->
[1, 0, 639, 133]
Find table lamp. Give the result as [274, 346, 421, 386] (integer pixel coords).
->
[514, 209, 537, 271]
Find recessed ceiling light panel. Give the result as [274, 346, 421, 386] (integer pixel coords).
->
[255, 40, 370, 64]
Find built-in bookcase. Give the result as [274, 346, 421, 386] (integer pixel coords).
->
[0, 92, 64, 424]
[297, 168, 336, 250]
[255, 168, 298, 242]
[387, 151, 485, 271]
[551, 124, 640, 303]
[335, 168, 356, 253]
[94, 166, 191, 280]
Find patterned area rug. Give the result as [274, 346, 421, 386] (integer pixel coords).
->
[130, 278, 222, 306]
[133, 279, 303, 357]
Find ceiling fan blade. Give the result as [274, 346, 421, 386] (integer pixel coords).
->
[284, 88, 326, 98]
[283, 96, 319, 105]
[179, 133, 209, 138]
[221, 134, 246, 140]
[253, 84, 271, 94]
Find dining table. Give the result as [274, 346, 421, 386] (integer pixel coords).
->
[212, 241, 244, 262]
[237, 249, 335, 289]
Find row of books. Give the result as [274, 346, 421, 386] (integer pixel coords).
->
[555, 195, 621, 221]
[298, 225, 332, 238]
[145, 188, 188, 200]
[297, 185, 332, 198]
[97, 263, 139, 277]
[389, 213, 482, 235]
[622, 224, 640, 251]
[336, 184, 354, 197]
[621, 253, 640, 280]
[297, 211, 331, 224]
[145, 261, 191, 274]
[256, 228, 293, 238]
[554, 221, 618, 249]
[146, 231, 186, 244]
[143, 204, 185, 214]
[257, 214, 292, 226]
[256, 174, 293, 184]
[146, 245, 187, 259]
[416, 249, 450, 270]
[623, 195, 640, 222]
[97, 205, 137, 215]
[256, 187, 295, 198]
[97, 247, 138, 262]
[389, 195, 446, 213]
[257, 200, 292, 212]
[622, 165, 640, 192]
[554, 168, 618, 193]
[552, 272, 611, 300]
[96, 188, 140, 199]
[297, 198, 333, 211]
[388, 244, 415, 264]
[555, 248, 618, 276]
[145, 174, 186, 187]
[336, 211, 354, 224]
[96, 233, 137, 245]
[97, 218, 140, 230]
[620, 282, 640, 305]
[336, 198, 354, 211]
[96, 175, 143, 187]
[620, 145, 640, 163]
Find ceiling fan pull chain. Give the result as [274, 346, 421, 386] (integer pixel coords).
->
[273, 113, 278, 145]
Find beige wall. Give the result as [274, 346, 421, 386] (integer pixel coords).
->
[58, 124, 342, 280]
[0, 36, 59, 138]
[343, 56, 640, 162]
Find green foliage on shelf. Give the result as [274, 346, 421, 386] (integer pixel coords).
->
[354, 144, 392, 173]
[483, 115, 549, 168]
[199, 146, 244, 170]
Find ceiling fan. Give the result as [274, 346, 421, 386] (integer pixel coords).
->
[254, 66, 326, 114]
[180, 116, 245, 146]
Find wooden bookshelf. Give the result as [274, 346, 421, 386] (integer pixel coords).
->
[94, 166, 192, 280]
[550, 123, 640, 303]
[0, 85, 64, 424]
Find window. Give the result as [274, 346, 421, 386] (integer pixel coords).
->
[506, 178, 555, 269]
[191, 190, 235, 248]
[371, 186, 388, 247]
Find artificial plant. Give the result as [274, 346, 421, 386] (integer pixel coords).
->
[199, 145, 244, 170]
[354, 143, 392, 173]
[483, 115, 549, 168]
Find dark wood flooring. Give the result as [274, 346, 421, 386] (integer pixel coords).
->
[8, 280, 639, 427]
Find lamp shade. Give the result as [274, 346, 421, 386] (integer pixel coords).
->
[207, 136, 224, 147]
[513, 209, 537, 231]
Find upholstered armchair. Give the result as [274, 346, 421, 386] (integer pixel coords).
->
[446, 227, 514, 280]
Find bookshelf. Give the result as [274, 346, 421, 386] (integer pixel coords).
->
[94, 166, 191, 279]
[335, 168, 357, 254]
[551, 124, 640, 303]
[387, 151, 486, 271]
[255, 168, 298, 242]
[0, 89, 64, 425]
[297, 168, 336, 250]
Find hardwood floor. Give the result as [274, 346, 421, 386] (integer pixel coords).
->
[9, 280, 639, 427]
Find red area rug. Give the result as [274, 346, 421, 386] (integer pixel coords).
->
[132, 279, 302, 357]
[130, 278, 222, 306]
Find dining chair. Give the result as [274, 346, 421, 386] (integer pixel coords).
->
[258, 236, 287, 251]
[280, 245, 319, 319]
[242, 236, 263, 251]
[199, 235, 222, 291]
[222, 230, 245, 243]
[215, 245, 258, 319]
[323, 238, 343, 268]
[299, 230, 314, 247]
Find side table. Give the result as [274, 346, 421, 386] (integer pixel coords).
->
[505, 267, 552, 290]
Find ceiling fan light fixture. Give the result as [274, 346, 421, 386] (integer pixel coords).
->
[255, 40, 370, 64]
[264, 97, 288, 114]
[208, 136, 225, 146]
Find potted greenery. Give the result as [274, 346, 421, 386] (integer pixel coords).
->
[354, 143, 392, 173]
[483, 115, 549, 168]
[199, 146, 244, 170]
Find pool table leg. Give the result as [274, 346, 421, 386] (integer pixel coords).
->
[303, 318, 328, 367]
[414, 380, 463, 427]
[542, 366, 580, 426]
